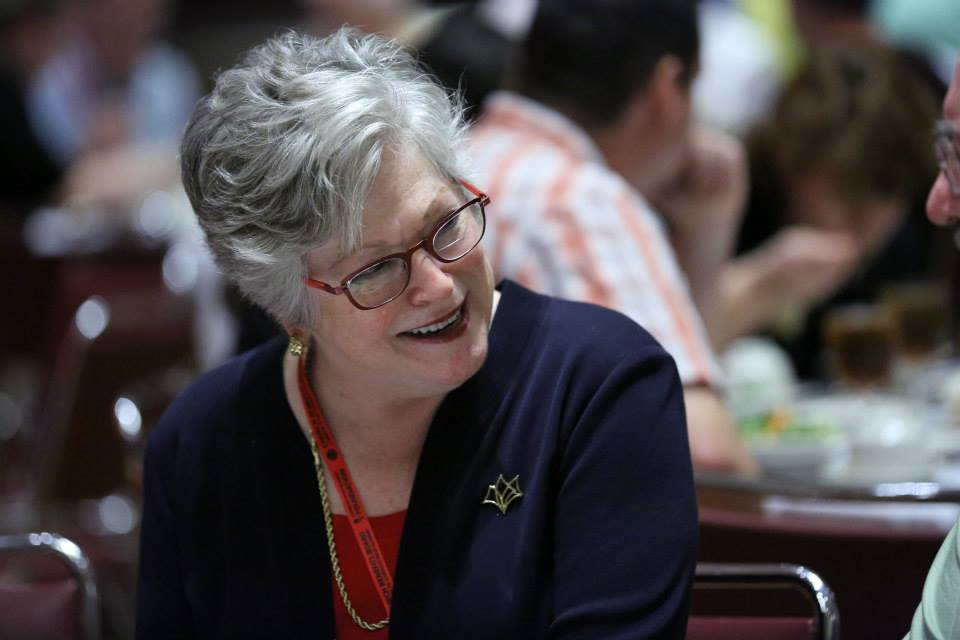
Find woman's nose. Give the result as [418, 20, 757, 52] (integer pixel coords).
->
[406, 248, 454, 305]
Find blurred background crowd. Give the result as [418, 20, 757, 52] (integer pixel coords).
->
[1, 0, 959, 637]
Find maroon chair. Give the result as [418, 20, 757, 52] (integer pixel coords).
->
[0, 224, 173, 501]
[697, 501, 947, 640]
[0, 532, 100, 640]
[32, 288, 194, 502]
[688, 563, 839, 640]
[0, 222, 61, 363]
[112, 366, 194, 495]
[688, 617, 816, 640]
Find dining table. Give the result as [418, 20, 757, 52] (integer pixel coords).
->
[698, 380, 960, 640]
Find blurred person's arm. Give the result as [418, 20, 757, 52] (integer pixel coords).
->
[684, 384, 756, 474]
[650, 127, 863, 350]
[705, 226, 861, 349]
[635, 126, 757, 474]
[653, 126, 748, 322]
[62, 142, 181, 210]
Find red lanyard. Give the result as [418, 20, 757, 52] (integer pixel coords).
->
[297, 354, 394, 617]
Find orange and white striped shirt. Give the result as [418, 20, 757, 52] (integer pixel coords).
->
[468, 92, 721, 387]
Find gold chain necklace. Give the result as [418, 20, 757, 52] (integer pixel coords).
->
[308, 435, 390, 632]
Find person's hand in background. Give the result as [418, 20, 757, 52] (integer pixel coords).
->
[653, 126, 748, 305]
[62, 143, 181, 211]
[709, 225, 862, 348]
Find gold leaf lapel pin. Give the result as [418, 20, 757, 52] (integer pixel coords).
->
[482, 474, 523, 516]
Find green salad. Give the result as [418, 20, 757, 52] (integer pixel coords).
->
[738, 409, 839, 443]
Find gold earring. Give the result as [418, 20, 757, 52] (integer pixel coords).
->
[288, 334, 306, 357]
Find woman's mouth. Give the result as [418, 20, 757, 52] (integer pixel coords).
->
[401, 300, 469, 341]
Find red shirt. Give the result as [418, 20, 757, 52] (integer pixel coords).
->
[331, 510, 407, 640]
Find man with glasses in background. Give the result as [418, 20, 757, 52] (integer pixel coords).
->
[905, 58, 960, 640]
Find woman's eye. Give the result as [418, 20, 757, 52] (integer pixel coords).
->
[354, 261, 390, 282]
[364, 262, 388, 275]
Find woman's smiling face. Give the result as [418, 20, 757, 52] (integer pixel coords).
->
[303, 145, 495, 401]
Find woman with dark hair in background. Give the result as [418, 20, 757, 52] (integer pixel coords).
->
[726, 46, 941, 377]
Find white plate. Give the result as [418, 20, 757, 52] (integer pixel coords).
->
[749, 392, 938, 483]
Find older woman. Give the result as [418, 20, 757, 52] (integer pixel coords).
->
[135, 29, 697, 639]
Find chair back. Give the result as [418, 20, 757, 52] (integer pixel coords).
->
[33, 289, 194, 501]
[688, 563, 839, 640]
[698, 501, 946, 640]
[112, 366, 193, 494]
[0, 532, 100, 640]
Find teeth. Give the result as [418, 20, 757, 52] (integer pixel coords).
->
[409, 307, 461, 335]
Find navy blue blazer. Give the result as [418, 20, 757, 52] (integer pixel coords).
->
[136, 280, 698, 639]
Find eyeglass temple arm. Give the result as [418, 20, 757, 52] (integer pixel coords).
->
[459, 179, 490, 206]
[304, 278, 346, 294]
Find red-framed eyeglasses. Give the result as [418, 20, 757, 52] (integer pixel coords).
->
[304, 180, 489, 310]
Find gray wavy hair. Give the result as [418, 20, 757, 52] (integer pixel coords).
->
[180, 28, 469, 327]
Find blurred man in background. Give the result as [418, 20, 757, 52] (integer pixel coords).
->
[28, 0, 199, 208]
[469, 0, 755, 473]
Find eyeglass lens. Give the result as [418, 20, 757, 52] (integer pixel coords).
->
[936, 121, 960, 196]
[434, 203, 482, 258]
[346, 200, 484, 308]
